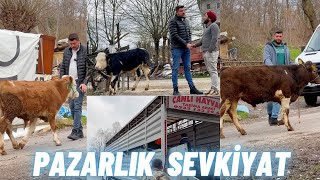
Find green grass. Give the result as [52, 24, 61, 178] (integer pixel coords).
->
[56, 116, 87, 130]
[237, 111, 249, 120]
[223, 111, 249, 122]
[289, 46, 302, 61]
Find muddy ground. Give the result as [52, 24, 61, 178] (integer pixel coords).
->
[221, 97, 320, 180]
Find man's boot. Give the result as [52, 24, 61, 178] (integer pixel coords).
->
[173, 87, 181, 95]
[268, 117, 278, 126]
[78, 129, 84, 138]
[67, 129, 80, 140]
[190, 86, 203, 95]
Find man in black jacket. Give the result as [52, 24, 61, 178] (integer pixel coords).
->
[60, 33, 87, 140]
[169, 5, 203, 95]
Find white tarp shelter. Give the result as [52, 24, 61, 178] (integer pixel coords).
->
[0, 29, 40, 80]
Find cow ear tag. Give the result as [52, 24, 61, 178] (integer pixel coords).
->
[312, 64, 317, 71]
[298, 58, 304, 65]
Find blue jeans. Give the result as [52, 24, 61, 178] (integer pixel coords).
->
[69, 81, 84, 130]
[171, 48, 194, 88]
[267, 102, 281, 119]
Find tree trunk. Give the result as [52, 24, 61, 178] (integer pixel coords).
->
[162, 34, 167, 64]
[302, 0, 319, 31]
[154, 38, 160, 66]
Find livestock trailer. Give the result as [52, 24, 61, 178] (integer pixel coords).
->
[105, 96, 220, 180]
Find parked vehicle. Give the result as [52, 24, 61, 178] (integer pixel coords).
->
[296, 24, 320, 106]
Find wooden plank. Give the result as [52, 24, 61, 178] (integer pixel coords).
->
[37, 35, 56, 74]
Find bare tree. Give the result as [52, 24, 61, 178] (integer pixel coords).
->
[302, 0, 319, 31]
[0, 0, 46, 32]
[124, 0, 199, 67]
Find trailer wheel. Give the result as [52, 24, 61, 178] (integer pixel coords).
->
[304, 95, 317, 106]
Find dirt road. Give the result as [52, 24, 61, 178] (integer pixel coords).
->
[0, 127, 87, 180]
[221, 98, 320, 179]
[90, 77, 217, 96]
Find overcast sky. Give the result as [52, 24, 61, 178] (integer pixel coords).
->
[87, 96, 156, 139]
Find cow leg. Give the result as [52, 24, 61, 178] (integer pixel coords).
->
[0, 131, 6, 155]
[141, 65, 151, 91]
[132, 69, 141, 91]
[109, 75, 119, 95]
[220, 100, 230, 139]
[228, 99, 247, 135]
[49, 116, 61, 146]
[281, 97, 293, 131]
[5, 123, 19, 150]
[0, 119, 8, 155]
[19, 119, 37, 149]
[220, 99, 231, 139]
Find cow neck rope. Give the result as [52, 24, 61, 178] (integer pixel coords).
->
[68, 83, 76, 93]
[310, 75, 320, 83]
[301, 63, 320, 83]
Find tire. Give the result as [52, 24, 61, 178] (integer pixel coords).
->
[304, 95, 317, 106]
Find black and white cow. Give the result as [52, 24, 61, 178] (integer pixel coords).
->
[95, 48, 151, 94]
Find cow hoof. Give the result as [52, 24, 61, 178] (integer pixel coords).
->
[19, 142, 26, 149]
[56, 142, 62, 146]
[288, 127, 294, 131]
[1, 151, 7, 155]
[132, 88, 136, 91]
[220, 134, 225, 139]
[12, 143, 20, 150]
[278, 120, 285, 126]
[239, 129, 247, 135]
[145, 87, 149, 91]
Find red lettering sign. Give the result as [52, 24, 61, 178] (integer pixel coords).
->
[167, 96, 219, 116]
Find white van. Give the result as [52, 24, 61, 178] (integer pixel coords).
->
[296, 24, 320, 106]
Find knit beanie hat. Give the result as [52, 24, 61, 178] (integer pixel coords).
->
[207, 11, 217, 22]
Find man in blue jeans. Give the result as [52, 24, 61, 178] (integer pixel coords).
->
[60, 33, 87, 140]
[169, 5, 203, 95]
[264, 30, 293, 126]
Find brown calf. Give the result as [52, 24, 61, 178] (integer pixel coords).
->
[0, 76, 78, 155]
[220, 60, 320, 138]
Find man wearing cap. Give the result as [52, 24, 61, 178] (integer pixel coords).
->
[169, 5, 203, 95]
[193, 11, 220, 96]
[60, 33, 87, 140]
[264, 30, 293, 126]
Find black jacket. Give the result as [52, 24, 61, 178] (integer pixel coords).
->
[169, 15, 192, 49]
[179, 137, 191, 151]
[60, 44, 88, 84]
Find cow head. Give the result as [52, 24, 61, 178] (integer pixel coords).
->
[62, 75, 79, 99]
[95, 52, 107, 70]
[298, 59, 320, 84]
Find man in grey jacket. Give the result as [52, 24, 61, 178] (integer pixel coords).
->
[168, 5, 203, 95]
[193, 11, 220, 96]
[264, 30, 293, 126]
[60, 33, 87, 140]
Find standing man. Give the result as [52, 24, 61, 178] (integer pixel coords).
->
[179, 133, 191, 151]
[264, 30, 293, 126]
[60, 33, 87, 140]
[169, 5, 203, 95]
[193, 11, 220, 96]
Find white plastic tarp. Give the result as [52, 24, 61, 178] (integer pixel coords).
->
[0, 29, 40, 80]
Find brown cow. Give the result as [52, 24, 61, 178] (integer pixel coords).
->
[220, 60, 320, 138]
[0, 76, 78, 155]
